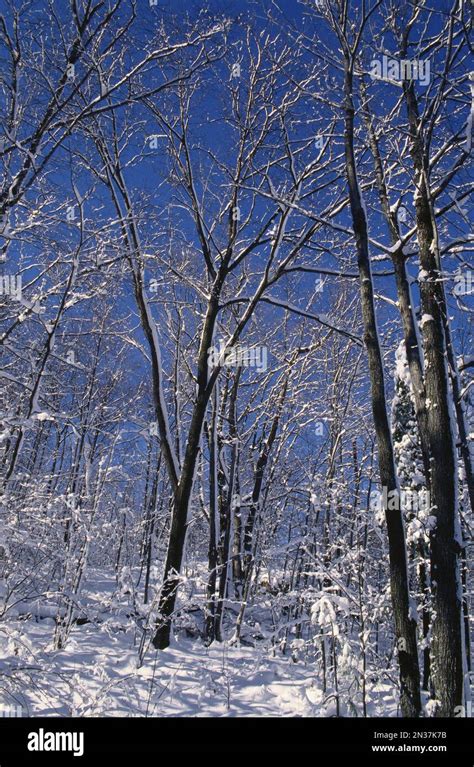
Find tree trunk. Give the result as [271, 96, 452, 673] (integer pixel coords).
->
[152, 293, 221, 649]
[403, 74, 464, 717]
[343, 57, 421, 717]
[205, 387, 220, 643]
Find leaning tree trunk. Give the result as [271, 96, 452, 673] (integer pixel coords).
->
[343, 57, 421, 717]
[242, 378, 288, 578]
[361, 89, 432, 488]
[152, 290, 221, 649]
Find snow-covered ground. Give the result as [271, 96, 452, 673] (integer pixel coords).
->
[0, 626, 400, 718]
[0, 571, 399, 718]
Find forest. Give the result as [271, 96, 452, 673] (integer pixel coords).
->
[0, 0, 472, 721]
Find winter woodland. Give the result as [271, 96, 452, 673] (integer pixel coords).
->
[0, 0, 472, 719]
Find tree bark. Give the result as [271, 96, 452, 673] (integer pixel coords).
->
[152, 290, 222, 649]
[402, 73, 464, 717]
[343, 56, 421, 717]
